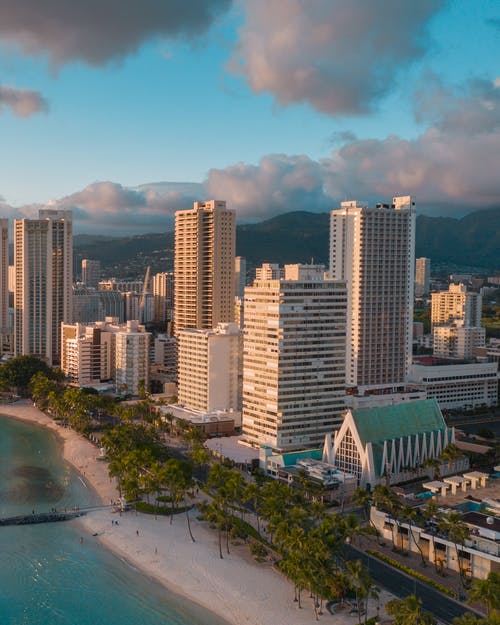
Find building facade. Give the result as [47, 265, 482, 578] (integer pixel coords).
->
[178, 322, 241, 413]
[14, 210, 73, 365]
[152, 271, 174, 326]
[329, 196, 416, 389]
[409, 357, 498, 410]
[415, 257, 430, 297]
[431, 284, 484, 359]
[328, 399, 466, 487]
[81, 259, 101, 288]
[431, 283, 482, 327]
[174, 200, 235, 333]
[61, 318, 150, 395]
[242, 263, 347, 452]
[0, 218, 8, 332]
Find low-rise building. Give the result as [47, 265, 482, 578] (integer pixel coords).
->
[155, 403, 239, 437]
[259, 447, 357, 502]
[409, 357, 498, 410]
[61, 318, 150, 395]
[327, 399, 468, 488]
[371, 506, 500, 580]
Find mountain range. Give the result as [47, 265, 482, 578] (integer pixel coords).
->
[73, 207, 500, 278]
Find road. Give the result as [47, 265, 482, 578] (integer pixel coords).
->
[344, 544, 484, 624]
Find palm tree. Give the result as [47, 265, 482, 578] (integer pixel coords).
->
[372, 484, 402, 549]
[452, 613, 486, 625]
[441, 510, 471, 587]
[401, 504, 426, 565]
[352, 487, 371, 521]
[346, 560, 371, 623]
[468, 572, 500, 617]
[386, 594, 436, 625]
[243, 482, 263, 536]
[421, 499, 443, 573]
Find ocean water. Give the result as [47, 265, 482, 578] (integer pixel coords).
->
[0, 416, 227, 625]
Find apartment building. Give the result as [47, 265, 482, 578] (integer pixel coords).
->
[14, 210, 73, 365]
[242, 263, 347, 452]
[178, 322, 241, 413]
[81, 259, 101, 288]
[415, 257, 430, 297]
[329, 196, 416, 389]
[174, 200, 235, 333]
[431, 284, 485, 358]
[61, 318, 150, 395]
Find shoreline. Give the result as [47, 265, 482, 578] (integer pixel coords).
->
[1, 400, 389, 625]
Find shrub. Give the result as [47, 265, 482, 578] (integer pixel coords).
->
[366, 550, 457, 598]
[249, 541, 268, 560]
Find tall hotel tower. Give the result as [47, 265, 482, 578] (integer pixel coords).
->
[174, 201, 235, 333]
[242, 264, 347, 452]
[330, 196, 416, 389]
[0, 219, 8, 332]
[14, 209, 73, 365]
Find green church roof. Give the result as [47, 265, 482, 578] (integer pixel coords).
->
[351, 399, 446, 447]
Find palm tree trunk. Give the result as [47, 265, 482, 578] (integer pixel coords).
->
[218, 526, 223, 559]
[186, 508, 195, 542]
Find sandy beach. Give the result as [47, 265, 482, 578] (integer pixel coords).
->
[1, 400, 391, 625]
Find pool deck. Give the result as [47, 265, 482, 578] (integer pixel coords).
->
[428, 475, 500, 510]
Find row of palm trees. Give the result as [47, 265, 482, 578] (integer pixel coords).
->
[101, 421, 199, 539]
[198, 464, 380, 621]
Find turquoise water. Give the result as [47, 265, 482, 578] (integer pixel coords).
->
[0, 416, 227, 625]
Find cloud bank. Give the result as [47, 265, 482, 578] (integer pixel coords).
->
[230, 0, 444, 115]
[0, 0, 232, 66]
[2, 78, 499, 232]
[0, 85, 47, 117]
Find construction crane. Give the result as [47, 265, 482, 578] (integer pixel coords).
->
[139, 265, 151, 324]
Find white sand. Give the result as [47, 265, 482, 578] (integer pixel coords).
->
[1, 400, 391, 625]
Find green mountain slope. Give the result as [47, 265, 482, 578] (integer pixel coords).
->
[73, 207, 500, 276]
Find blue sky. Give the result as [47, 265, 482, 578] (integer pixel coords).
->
[0, 0, 499, 233]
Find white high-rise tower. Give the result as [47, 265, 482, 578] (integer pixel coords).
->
[14, 209, 73, 365]
[242, 264, 347, 452]
[329, 196, 416, 389]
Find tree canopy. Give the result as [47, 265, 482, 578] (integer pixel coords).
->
[0, 356, 56, 393]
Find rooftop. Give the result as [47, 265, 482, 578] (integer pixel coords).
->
[351, 398, 446, 445]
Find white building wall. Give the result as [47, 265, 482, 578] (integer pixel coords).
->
[242, 264, 347, 452]
[409, 361, 498, 409]
[329, 197, 416, 388]
[178, 323, 241, 413]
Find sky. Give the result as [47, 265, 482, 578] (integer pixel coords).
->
[0, 0, 499, 234]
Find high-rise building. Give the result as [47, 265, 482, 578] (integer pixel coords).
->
[329, 196, 416, 389]
[234, 257, 247, 298]
[431, 283, 482, 328]
[415, 257, 430, 297]
[14, 209, 73, 365]
[97, 290, 124, 322]
[152, 272, 174, 325]
[0, 219, 9, 331]
[178, 322, 241, 413]
[431, 283, 484, 358]
[72, 286, 101, 323]
[242, 264, 347, 452]
[174, 200, 235, 333]
[81, 259, 101, 288]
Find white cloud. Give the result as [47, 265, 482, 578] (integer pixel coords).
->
[0, 84, 47, 117]
[230, 0, 444, 115]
